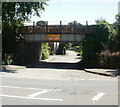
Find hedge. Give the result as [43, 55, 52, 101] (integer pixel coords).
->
[100, 51, 120, 69]
[41, 43, 50, 60]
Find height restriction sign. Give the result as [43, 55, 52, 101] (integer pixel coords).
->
[47, 34, 61, 41]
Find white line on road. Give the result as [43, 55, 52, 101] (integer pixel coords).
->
[91, 92, 106, 103]
[0, 85, 61, 92]
[0, 75, 117, 81]
[89, 79, 95, 81]
[80, 79, 85, 80]
[29, 90, 49, 98]
[0, 94, 63, 102]
[20, 74, 33, 78]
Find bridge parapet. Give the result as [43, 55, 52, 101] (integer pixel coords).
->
[20, 25, 96, 34]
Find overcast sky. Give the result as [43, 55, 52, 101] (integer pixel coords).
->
[29, 0, 119, 25]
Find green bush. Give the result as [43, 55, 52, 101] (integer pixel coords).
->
[82, 21, 117, 68]
[82, 25, 109, 67]
[2, 54, 14, 65]
[66, 42, 72, 50]
[41, 43, 50, 60]
[100, 51, 120, 68]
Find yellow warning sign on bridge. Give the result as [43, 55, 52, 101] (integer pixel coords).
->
[47, 34, 60, 41]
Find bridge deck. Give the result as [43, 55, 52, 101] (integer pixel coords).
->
[20, 25, 96, 42]
[20, 25, 96, 34]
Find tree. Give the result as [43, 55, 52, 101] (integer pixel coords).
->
[67, 21, 82, 52]
[2, 1, 48, 64]
[36, 20, 47, 25]
[36, 20, 50, 59]
[95, 17, 107, 24]
[115, 14, 120, 51]
[95, 18, 117, 52]
[82, 25, 108, 67]
[41, 43, 50, 60]
[82, 18, 117, 67]
[68, 21, 82, 25]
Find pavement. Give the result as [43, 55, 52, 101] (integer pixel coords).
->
[2, 65, 26, 70]
[0, 51, 118, 105]
[1, 64, 118, 77]
[84, 68, 119, 77]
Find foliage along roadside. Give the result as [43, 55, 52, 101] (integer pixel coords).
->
[82, 18, 119, 68]
[41, 43, 50, 60]
[2, 2, 48, 64]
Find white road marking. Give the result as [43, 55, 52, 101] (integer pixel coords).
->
[0, 75, 117, 81]
[80, 79, 85, 80]
[29, 90, 49, 98]
[0, 94, 63, 102]
[89, 79, 95, 80]
[0, 85, 39, 90]
[0, 85, 61, 92]
[21, 74, 33, 78]
[91, 92, 106, 103]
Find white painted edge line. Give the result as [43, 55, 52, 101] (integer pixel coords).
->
[1, 75, 116, 81]
[29, 90, 49, 98]
[0, 94, 63, 102]
[91, 92, 106, 103]
[89, 79, 95, 81]
[0, 85, 61, 92]
[80, 79, 85, 80]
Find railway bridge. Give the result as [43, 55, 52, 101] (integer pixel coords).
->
[20, 22, 96, 64]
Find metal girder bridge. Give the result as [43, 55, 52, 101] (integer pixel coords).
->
[20, 24, 96, 42]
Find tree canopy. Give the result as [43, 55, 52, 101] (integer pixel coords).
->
[2, 2, 48, 64]
[2, 2, 48, 22]
[82, 17, 118, 67]
[36, 20, 47, 26]
[68, 21, 82, 25]
[95, 17, 107, 24]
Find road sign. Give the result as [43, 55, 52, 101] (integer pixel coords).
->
[47, 34, 60, 41]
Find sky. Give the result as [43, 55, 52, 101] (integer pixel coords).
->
[28, 0, 120, 25]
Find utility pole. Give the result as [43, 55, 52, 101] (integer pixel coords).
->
[85, 21, 88, 34]
[118, 1, 120, 51]
[86, 21, 88, 26]
[33, 21, 35, 26]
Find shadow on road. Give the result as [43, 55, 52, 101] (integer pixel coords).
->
[1, 66, 17, 73]
[26, 61, 84, 70]
[1, 70, 17, 73]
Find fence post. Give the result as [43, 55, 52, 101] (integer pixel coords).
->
[85, 21, 88, 34]
[46, 21, 48, 33]
[33, 21, 35, 26]
[60, 21, 62, 34]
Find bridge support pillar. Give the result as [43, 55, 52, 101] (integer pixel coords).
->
[22, 41, 42, 65]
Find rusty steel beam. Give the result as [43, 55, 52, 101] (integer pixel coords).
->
[20, 25, 95, 34]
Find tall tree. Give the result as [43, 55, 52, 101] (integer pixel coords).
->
[82, 18, 117, 67]
[116, 14, 120, 51]
[2, 1, 48, 64]
[95, 17, 107, 24]
[36, 20, 47, 25]
[68, 21, 82, 25]
[95, 18, 117, 52]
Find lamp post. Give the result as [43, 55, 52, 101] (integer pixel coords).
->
[118, 1, 120, 51]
